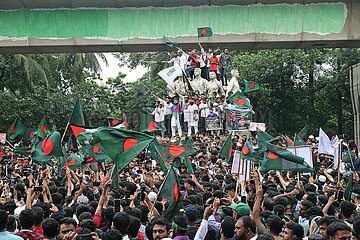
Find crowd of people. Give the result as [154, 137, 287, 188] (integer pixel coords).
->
[0, 128, 360, 240]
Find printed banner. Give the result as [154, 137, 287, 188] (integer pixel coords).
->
[205, 117, 221, 131]
[225, 108, 253, 131]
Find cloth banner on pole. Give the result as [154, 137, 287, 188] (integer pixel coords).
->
[249, 122, 266, 132]
[231, 150, 241, 174]
[157, 66, 182, 86]
[225, 108, 253, 131]
[318, 128, 333, 155]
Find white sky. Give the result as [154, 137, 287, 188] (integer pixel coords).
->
[98, 53, 147, 83]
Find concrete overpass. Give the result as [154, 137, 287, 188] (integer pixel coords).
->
[0, 0, 359, 53]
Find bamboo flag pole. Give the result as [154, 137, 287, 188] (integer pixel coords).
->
[337, 140, 343, 184]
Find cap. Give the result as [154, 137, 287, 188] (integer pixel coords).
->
[77, 195, 89, 205]
[184, 204, 199, 217]
[318, 175, 327, 183]
[230, 202, 250, 217]
[148, 192, 158, 202]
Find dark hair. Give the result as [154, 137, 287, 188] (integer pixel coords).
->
[257, 234, 275, 240]
[306, 207, 323, 219]
[306, 192, 317, 206]
[239, 216, 256, 234]
[221, 216, 235, 238]
[266, 215, 283, 235]
[19, 208, 35, 229]
[340, 201, 356, 218]
[317, 216, 337, 227]
[285, 222, 304, 238]
[0, 210, 8, 230]
[128, 216, 141, 238]
[80, 219, 96, 232]
[173, 213, 189, 234]
[6, 215, 16, 232]
[76, 204, 94, 217]
[42, 218, 59, 238]
[59, 217, 77, 229]
[151, 217, 171, 232]
[32, 207, 44, 226]
[225, 183, 236, 192]
[263, 197, 275, 211]
[113, 212, 130, 234]
[77, 228, 93, 240]
[275, 197, 288, 208]
[63, 207, 75, 218]
[300, 200, 314, 210]
[326, 220, 351, 237]
[102, 229, 123, 240]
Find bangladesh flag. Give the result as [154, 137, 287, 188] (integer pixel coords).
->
[90, 127, 155, 171]
[293, 133, 307, 146]
[158, 167, 182, 219]
[82, 143, 109, 162]
[0, 150, 6, 159]
[83, 156, 100, 172]
[227, 91, 252, 109]
[256, 130, 274, 155]
[244, 79, 260, 93]
[106, 115, 127, 128]
[241, 138, 262, 162]
[284, 135, 294, 146]
[23, 128, 35, 142]
[153, 139, 197, 164]
[35, 119, 48, 139]
[220, 134, 234, 162]
[183, 156, 194, 174]
[31, 131, 63, 164]
[344, 173, 353, 201]
[261, 142, 312, 172]
[64, 152, 83, 170]
[148, 142, 169, 174]
[14, 147, 32, 156]
[297, 126, 310, 141]
[140, 108, 166, 132]
[163, 36, 177, 48]
[7, 118, 26, 141]
[69, 98, 85, 125]
[197, 27, 213, 38]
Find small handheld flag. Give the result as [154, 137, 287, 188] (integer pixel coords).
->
[163, 36, 177, 48]
[198, 27, 213, 38]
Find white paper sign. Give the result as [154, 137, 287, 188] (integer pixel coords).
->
[287, 146, 313, 168]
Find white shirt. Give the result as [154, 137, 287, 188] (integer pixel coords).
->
[179, 54, 188, 70]
[199, 102, 210, 117]
[168, 56, 181, 68]
[152, 107, 164, 122]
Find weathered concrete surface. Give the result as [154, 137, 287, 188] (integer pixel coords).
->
[0, 1, 359, 53]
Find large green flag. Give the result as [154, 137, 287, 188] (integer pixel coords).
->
[220, 134, 234, 162]
[140, 108, 166, 132]
[31, 131, 63, 164]
[7, 118, 26, 141]
[227, 91, 253, 109]
[158, 167, 182, 219]
[64, 153, 83, 170]
[69, 98, 85, 125]
[294, 133, 307, 146]
[297, 126, 310, 141]
[241, 138, 262, 162]
[148, 142, 169, 174]
[344, 173, 353, 201]
[244, 79, 260, 93]
[152, 139, 197, 164]
[90, 127, 155, 171]
[35, 119, 49, 139]
[14, 147, 32, 156]
[261, 142, 312, 172]
[256, 130, 274, 154]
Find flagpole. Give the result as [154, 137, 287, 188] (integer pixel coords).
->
[61, 122, 70, 144]
[337, 140, 343, 184]
[149, 165, 173, 214]
[0, 135, 15, 149]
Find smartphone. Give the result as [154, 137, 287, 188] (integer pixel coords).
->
[114, 199, 121, 212]
[125, 190, 131, 199]
[241, 196, 247, 204]
[92, 182, 100, 187]
[34, 186, 42, 192]
[76, 233, 93, 240]
[336, 190, 344, 202]
[84, 170, 90, 175]
[38, 178, 43, 186]
[140, 187, 146, 201]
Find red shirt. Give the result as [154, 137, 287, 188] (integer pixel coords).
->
[32, 225, 43, 236]
[190, 54, 199, 67]
[209, 56, 218, 71]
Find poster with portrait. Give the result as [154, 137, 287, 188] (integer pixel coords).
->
[225, 108, 253, 131]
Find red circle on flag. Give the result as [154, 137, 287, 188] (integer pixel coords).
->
[68, 158, 76, 166]
[287, 140, 293, 145]
[148, 121, 157, 130]
[112, 119, 119, 125]
[242, 146, 249, 155]
[248, 83, 255, 89]
[268, 151, 280, 160]
[10, 125, 16, 135]
[169, 145, 185, 156]
[42, 139, 54, 156]
[124, 138, 138, 151]
[40, 124, 47, 132]
[30, 131, 35, 137]
[201, 29, 207, 35]
[0, 152, 5, 157]
[236, 98, 245, 106]
[93, 146, 100, 153]
[228, 148, 233, 158]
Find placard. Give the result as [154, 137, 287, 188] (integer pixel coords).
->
[287, 145, 314, 168]
[205, 117, 221, 131]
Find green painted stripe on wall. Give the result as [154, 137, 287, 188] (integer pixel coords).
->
[0, 3, 346, 39]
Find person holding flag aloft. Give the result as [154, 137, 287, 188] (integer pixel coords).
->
[171, 97, 182, 138]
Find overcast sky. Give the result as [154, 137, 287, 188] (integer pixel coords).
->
[98, 53, 147, 83]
